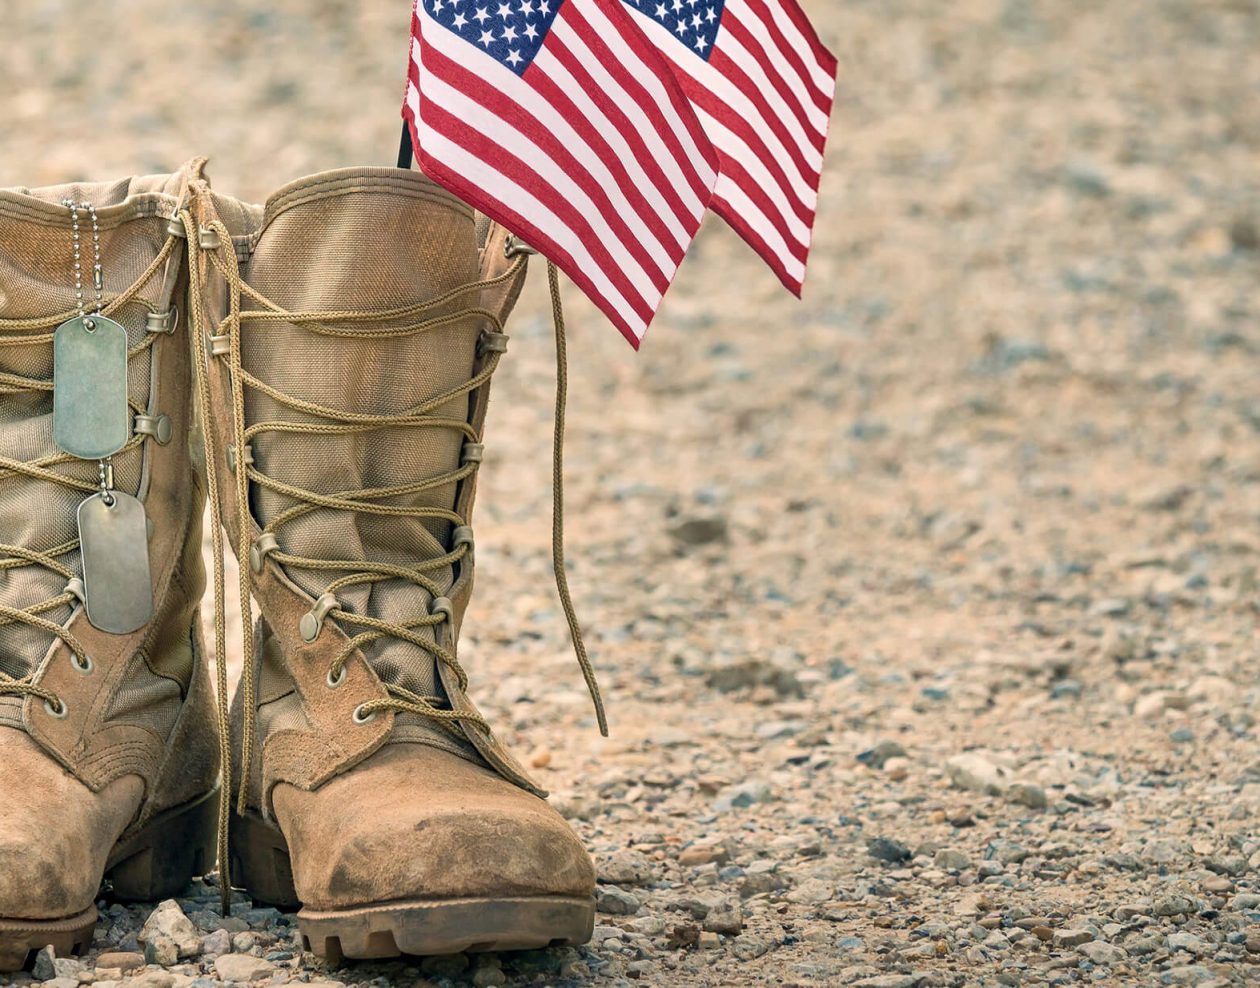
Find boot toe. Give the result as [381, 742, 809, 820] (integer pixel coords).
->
[0, 730, 141, 920]
[272, 743, 594, 910]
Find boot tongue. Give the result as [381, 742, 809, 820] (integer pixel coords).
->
[0, 173, 182, 709]
[240, 176, 482, 745]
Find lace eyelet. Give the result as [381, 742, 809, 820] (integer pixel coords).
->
[352, 704, 377, 725]
[326, 666, 346, 689]
[72, 654, 94, 675]
[44, 698, 68, 719]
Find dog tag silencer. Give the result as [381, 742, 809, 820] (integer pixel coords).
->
[77, 491, 153, 634]
[54, 315, 129, 460]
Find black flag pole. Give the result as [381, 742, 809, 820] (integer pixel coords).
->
[397, 121, 414, 170]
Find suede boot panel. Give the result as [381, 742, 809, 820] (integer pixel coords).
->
[0, 728, 140, 921]
[271, 744, 594, 910]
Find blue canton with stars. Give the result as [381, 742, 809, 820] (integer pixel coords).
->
[622, 0, 726, 61]
[424, 0, 563, 76]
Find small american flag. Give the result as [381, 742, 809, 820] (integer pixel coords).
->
[405, 0, 719, 346]
[621, 0, 837, 294]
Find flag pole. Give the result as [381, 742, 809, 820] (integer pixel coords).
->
[397, 121, 413, 170]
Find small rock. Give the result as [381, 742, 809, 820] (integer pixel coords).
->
[1005, 782, 1047, 809]
[123, 975, 175, 988]
[95, 952, 145, 974]
[1168, 931, 1207, 953]
[32, 946, 56, 981]
[472, 967, 507, 988]
[856, 740, 906, 770]
[138, 900, 202, 959]
[866, 836, 912, 863]
[528, 747, 552, 768]
[199, 929, 231, 957]
[697, 930, 722, 949]
[702, 897, 743, 935]
[1153, 894, 1198, 917]
[933, 848, 971, 871]
[143, 933, 180, 966]
[596, 886, 641, 915]
[678, 843, 729, 867]
[1078, 940, 1124, 965]
[230, 931, 256, 953]
[882, 757, 910, 781]
[1053, 928, 1094, 948]
[669, 516, 728, 546]
[732, 934, 769, 960]
[945, 753, 1012, 795]
[712, 780, 773, 811]
[212, 954, 276, 982]
[597, 849, 655, 886]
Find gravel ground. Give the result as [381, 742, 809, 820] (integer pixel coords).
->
[3, 1, 1260, 986]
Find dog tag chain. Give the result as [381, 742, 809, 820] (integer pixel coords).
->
[54, 201, 153, 634]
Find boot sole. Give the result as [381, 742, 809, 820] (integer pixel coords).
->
[232, 809, 595, 960]
[0, 790, 218, 973]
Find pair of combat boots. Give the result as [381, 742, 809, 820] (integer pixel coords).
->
[0, 159, 597, 971]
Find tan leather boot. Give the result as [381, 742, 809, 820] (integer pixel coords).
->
[188, 168, 596, 961]
[0, 164, 220, 972]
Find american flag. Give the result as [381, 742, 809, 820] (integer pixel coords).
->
[620, 0, 836, 294]
[405, 0, 719, 347]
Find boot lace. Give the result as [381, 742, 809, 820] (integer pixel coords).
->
[181, 190, 607, 914]
[0, 229, 183, 717]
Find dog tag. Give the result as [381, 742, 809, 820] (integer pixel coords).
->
[77, 491, 153, 634]
[54, 315, 129, 460]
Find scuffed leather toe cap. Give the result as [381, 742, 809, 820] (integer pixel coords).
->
[0, 729, 141, 919]
[272, 744, 595, 910]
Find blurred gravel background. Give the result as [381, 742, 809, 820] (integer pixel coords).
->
[3, 1, 1260, 986]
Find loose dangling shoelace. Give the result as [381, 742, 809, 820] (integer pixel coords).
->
[0, 231, 183, 715]
[180, 189, 607, 915]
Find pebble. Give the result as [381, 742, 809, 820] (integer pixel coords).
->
[945, 753, 1013, 795]
[96, 952, 145, 974]
[212, 954, 276, 982]
[138, 900, 202, 959]
[865, 836, 910, 863]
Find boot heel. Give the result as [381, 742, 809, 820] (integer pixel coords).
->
[230, 810, 300, 909]
[106, 792, 218, 901]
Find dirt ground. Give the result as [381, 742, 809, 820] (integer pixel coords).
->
[2, 0, 1260, 986]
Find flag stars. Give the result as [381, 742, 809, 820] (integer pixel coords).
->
[505, 49, 523, 66]
[503, 24, 518, 40]
[453, 11, 468, 27]
[473, 6, 489, 22]
[478, 28, 494, 45]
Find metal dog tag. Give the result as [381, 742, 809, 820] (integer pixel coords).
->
[54, 315, 129, 460]
[77, 491, 153, 634]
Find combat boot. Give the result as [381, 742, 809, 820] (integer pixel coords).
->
[187, 168, 599, 960]
[0, 163, 220, 971]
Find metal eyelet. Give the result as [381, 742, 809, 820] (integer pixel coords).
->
[134, 413, 173, 446]
[71, 654, 93, 675]
[250, 533, 279, 574]
[461, 442, 485, 465]
[352, 704, 377, 725]
[504, 235, 538, 258]
[429, 596, 455, 623]
[300, 592, 339, 643]
[44, 698, 68, 719]
[452, 526, 474, 552]
[146, 307, 178, 335]
[326, 666, 346, 689]
[198, 226, 221, 250]
[166, 216, 188, 239]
